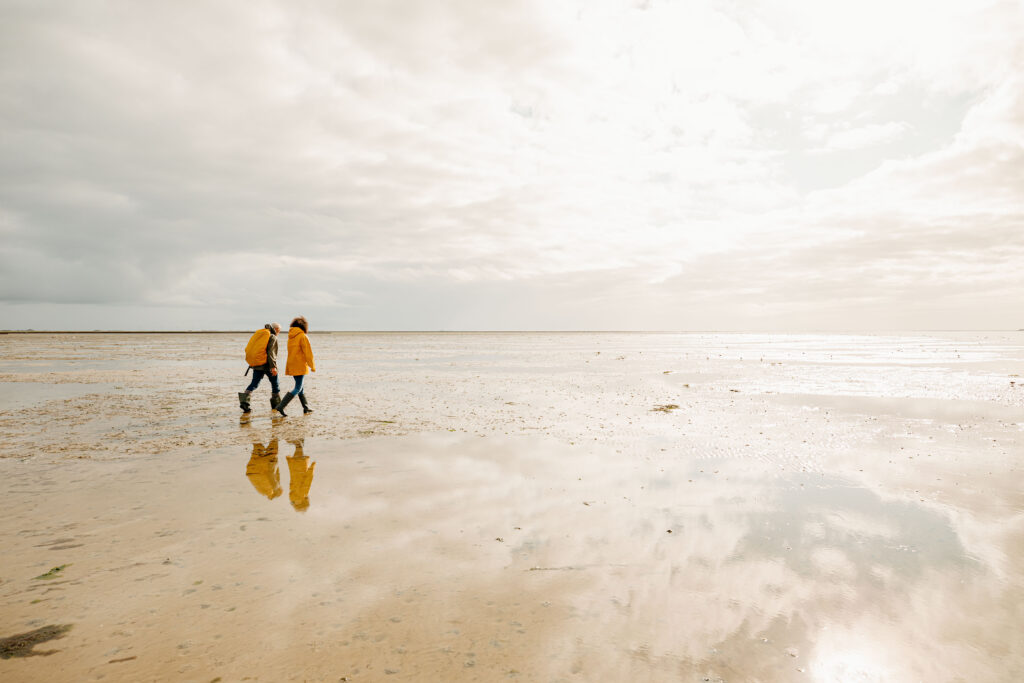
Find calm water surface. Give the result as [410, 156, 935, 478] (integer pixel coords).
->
[2, 432, 1020, 681]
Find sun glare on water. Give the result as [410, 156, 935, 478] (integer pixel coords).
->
[811, 643, 892, 682]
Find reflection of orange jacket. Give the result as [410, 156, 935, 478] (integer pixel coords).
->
[285, 327, 316, 376]
[287, 449, 316, 512]
[246, 441, 282, 500]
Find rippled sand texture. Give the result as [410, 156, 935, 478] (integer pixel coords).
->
[0, 332, 1021, 461]
[0, 332, 1022, 681]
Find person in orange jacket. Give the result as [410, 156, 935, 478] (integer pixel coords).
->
[275, 316, 315, 416]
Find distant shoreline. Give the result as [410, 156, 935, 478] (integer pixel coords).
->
[1, 329, 1020, 335]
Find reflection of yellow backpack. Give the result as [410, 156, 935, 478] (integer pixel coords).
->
[245, 328, 271, 367]
[246, 441, 282, 500]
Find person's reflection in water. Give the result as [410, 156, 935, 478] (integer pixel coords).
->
[286, 439, 316, 512]
[245, 439, 282, 500]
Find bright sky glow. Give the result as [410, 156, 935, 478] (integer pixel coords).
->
[1, 0, 1021, 330]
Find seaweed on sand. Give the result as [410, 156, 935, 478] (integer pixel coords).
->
[0, 624, 73, 659]
[33, 564, 71, 580]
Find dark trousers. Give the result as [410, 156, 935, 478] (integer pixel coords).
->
[245, 368, 280, 394]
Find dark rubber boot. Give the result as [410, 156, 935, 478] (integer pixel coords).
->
[271, 393, 282, 410]
[298, 393, 313, 415]
[238, 391, 252, 414]
[275, 392, 295, 417]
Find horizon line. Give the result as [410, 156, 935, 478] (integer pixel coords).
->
[2, 329, 1021, 335]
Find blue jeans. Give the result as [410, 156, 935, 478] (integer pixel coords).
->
[245, 368, 280, 394]
[288, 374, 305, 396]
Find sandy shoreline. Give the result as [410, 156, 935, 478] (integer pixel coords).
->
[1, 332, 1022, 681]
[1, 331, 1020, 460]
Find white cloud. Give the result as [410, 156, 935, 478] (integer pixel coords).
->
[0, 0, 1021, 329]
[820, 122, 913, 151]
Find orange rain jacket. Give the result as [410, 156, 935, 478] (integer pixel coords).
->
[285, 327, 316, 376]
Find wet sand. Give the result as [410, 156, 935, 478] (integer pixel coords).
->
[1, 332, 1022, 681]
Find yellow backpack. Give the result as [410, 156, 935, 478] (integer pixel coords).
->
[244, 328, 271, 367]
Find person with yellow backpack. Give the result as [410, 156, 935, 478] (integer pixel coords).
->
[238, 322, 281, 413]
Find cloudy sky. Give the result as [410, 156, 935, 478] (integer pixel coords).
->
[1, 0, 1021, 330]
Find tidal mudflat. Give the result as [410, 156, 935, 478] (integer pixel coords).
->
[0, 332, 1022, 681]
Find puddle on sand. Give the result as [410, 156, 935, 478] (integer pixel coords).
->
[0, 433, 1021, 681]
[0, 382, 115, 411]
